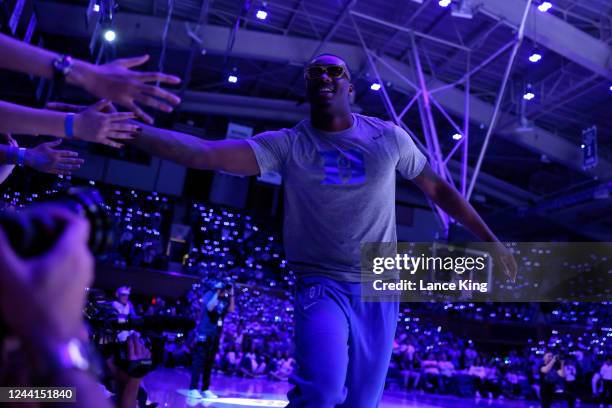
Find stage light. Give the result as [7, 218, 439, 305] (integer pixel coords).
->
[580, 144, 585, 149]
[438, 0, 451, 7]
[103, 29, 116, 42]
[609, 84, 612, 92]
[529, 52, 542, 63]
[256, 2, 268, 20]
[523, 83, 535, 101]
[370, 82, 381, 91]
[452, 133, 462, 140]
[538, 1, 552, 12]
[228, 74, 238, 83]
[93, 3, 100, 12]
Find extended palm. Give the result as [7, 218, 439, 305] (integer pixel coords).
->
[84, 55, 181, 124]
[26, 140, 83, 175]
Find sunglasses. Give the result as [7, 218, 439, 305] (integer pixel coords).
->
[304, 65, 351, 80]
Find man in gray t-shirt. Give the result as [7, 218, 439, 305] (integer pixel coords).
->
[246, 113, 426, 282]
[133, 53, 517, 407]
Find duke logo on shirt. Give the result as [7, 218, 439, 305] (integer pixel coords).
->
[319, 149, 366, 185]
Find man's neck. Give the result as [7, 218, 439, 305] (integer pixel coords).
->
[310, 110, 353, 132]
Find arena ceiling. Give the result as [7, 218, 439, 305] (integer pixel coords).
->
[15, 0, 612, 238]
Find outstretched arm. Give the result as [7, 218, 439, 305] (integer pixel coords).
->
[0, 100, 137, 148]
[131, 123, 261, 176]
[46, 102, 262, 174]
[0, 32, 65, 80]
[411, 163, 518, 281]
[0, 134, 17, 184]
[412, 164, 497, 241]
[0, 139, 84, 175]
[0, 33, 180, 123]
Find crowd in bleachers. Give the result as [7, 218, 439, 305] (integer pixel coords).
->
[401, 301, 612, 328]
[387, 309, 611, 404]
[180, 201, 294, 290]
[118, 279, 611, 405]
[2, 179, 612, 406]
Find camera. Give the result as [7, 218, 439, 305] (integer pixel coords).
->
[0, 188, 113, 340]
[85, 292, 195, 378]
[0, 187, 112, 258]
[207, 278, 233, 292]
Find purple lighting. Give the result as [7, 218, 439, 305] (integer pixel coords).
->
[523, 83, 535, 101]
[538, 2, 552, 12]
[103, 29, 116, 42]
[529, 52, 542, 63]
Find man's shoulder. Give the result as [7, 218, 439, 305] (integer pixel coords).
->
[252, 126, 299, 142]
[354, 113, 396, 132]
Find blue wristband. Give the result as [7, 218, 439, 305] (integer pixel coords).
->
[17, 147, 26, 167]
[6, 146, 17, 165]
[65, 113, 75, 139]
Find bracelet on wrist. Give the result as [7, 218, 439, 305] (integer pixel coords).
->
[65, 113, 75, 139]
[17, 147, 26, 167]
[6, 146, 17, 165]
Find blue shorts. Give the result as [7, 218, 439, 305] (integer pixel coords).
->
[287, 276, 399, 408]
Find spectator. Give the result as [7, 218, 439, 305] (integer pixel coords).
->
[269, 351, 294, 381]
[421, 353, 440, 392]
[483, 360, 502, 399]
[112, 286, 138, 342]
[221, 345, 241, 375]
[189, 280, 235, 399]
[438, 353, 455, 393]
[564, 357, 577, 408]
[239, 345, 267, 378]
[540, 352, 564, 408]
[464, 343, 478, 369]
[468, 356, 486, 398]
[503, 368, 522, 399]
[401, 349, 421, 391]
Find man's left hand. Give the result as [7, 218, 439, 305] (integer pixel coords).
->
[492, 242, 518, 283]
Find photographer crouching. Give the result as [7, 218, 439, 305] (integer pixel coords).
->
[188, 278, 235, 399]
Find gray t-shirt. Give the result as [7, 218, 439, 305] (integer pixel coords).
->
[246, 113, 427, 282]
